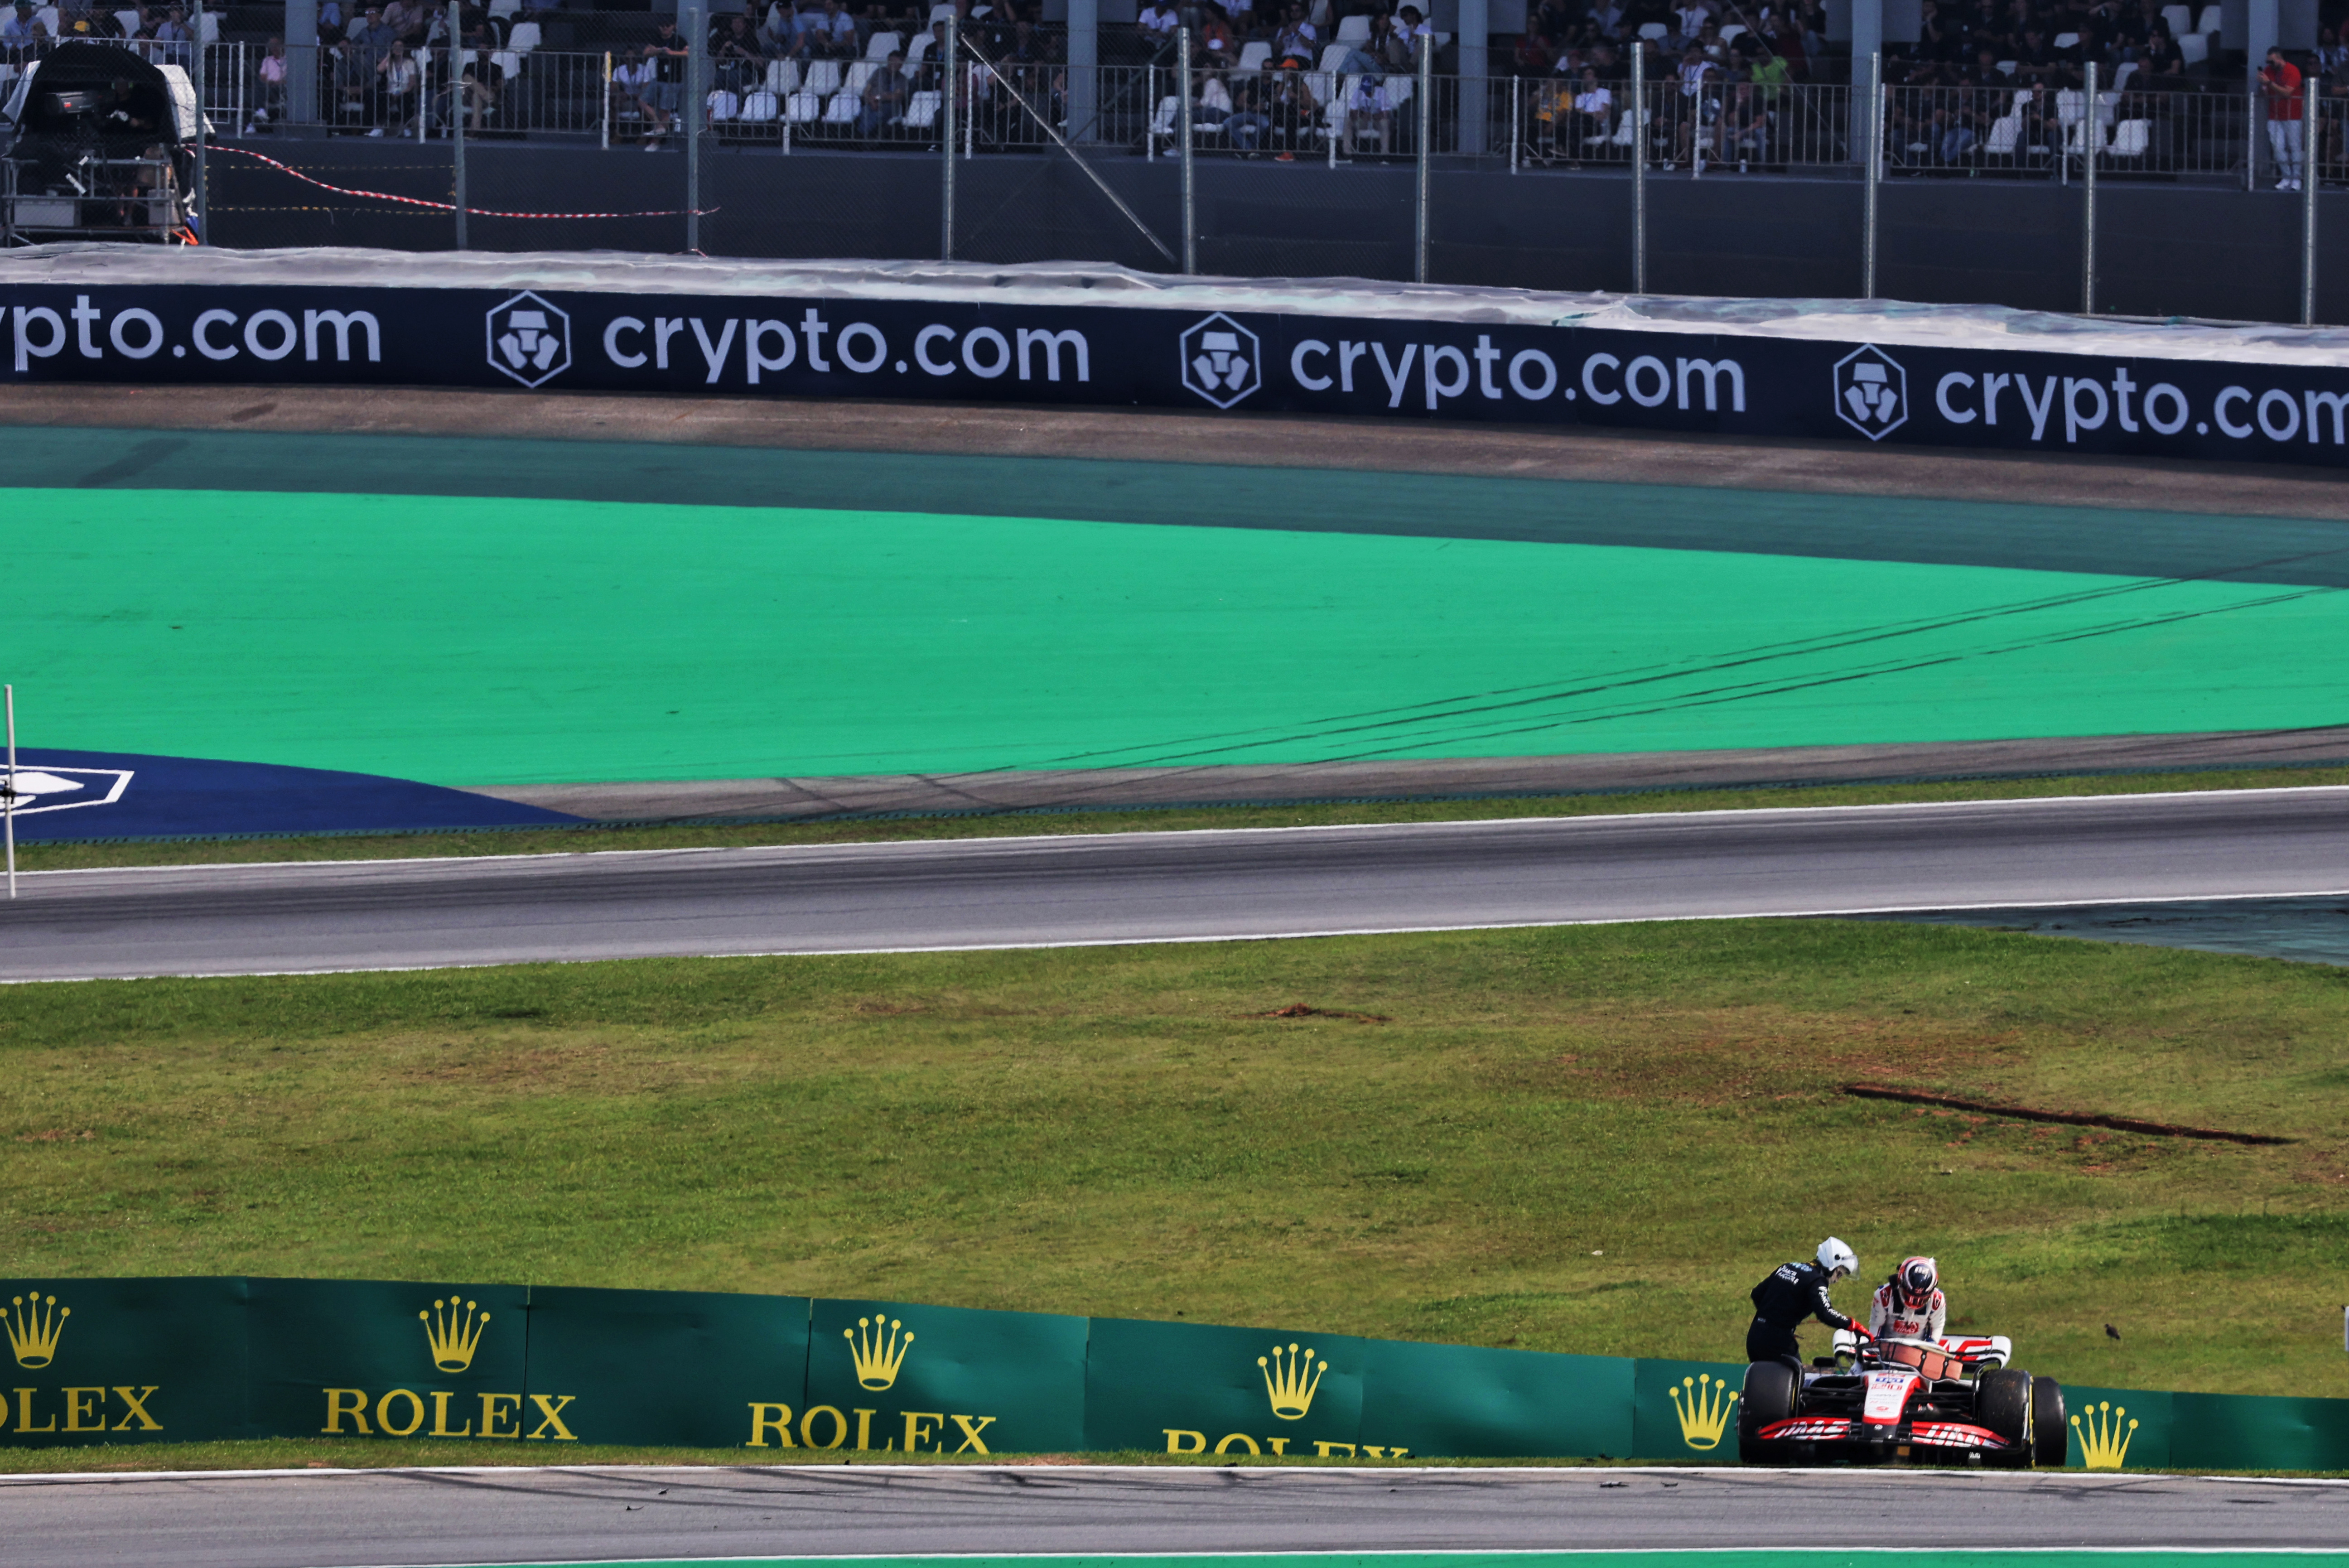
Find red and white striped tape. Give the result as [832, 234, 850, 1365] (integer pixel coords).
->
[217, 145, 717, 220]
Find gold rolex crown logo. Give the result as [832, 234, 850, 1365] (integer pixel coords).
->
[844, 1316, 913, 1390]
[2071, 1400, 2138, 1470]
[1667, 1373, 1738, 1450]
[2, 1293, 68, 1369]
[419, 1295, 491, 1373]
[1259, 1342, 1327, 1421]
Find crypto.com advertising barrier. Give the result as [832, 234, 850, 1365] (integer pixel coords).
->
[7, 283, 2349, 467]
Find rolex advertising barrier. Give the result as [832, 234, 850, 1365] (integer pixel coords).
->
[7, 250, 2349, 471]
[5, 1278, 2348, 1470]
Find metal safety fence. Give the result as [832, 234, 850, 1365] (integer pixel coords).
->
[7, 25, 2338, 323]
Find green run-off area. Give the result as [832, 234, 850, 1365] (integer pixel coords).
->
[11, 487, 2349, 786]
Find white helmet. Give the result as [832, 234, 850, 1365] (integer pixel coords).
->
[1817, 1237, 1858, 1279]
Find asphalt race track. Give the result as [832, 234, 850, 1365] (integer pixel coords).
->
[4, 1463, 2347, 1568]
[2, 788, 2346, 982]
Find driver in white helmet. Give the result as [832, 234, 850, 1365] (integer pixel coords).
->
[1868, 1255, 1947, 1341]
[1746, 1237, 1870, 1374]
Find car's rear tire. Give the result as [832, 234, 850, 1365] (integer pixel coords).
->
[2032, 1375, 2068, 1468]
[1739, 1361, 1798, 1464]
[1979, 1366, 2033, 1468]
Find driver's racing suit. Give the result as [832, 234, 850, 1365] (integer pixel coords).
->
[1867, 1283, 1947, 1342]
[1747, 1260, 1861, 1374]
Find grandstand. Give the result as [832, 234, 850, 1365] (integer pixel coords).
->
[1, 0, 2343, 318]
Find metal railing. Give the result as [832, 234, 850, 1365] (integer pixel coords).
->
[51, 35, 2284, 193]
[1881, 80, 2254, 181]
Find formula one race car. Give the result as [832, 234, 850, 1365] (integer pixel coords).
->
[1738, 1329, 2067, 1467]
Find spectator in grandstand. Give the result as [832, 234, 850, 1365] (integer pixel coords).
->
[714, 13, 765, 89]
[452, 21, 503, 129]
[1002, 12, 1053, 66]
[610, 46, 652, 129]
[1670, 44, 1717, 164]
[2137, 19, 2183, 83]
[2012, 77, 2060, 161]
[1137, 0, 1178, 55]
[753, 0, 790, 52]
[1200, 2, 1236, 61]
[1668, 0, 1705, 41]
[1394, 3, 1432, 63]
[2261, 44, 2305, 189]
[2320, 23, 2349, 78]
[1273, 1, 1315, 59]
[1266, 55, 1318, 154]
[248, 34, 287, 128]
[150, 4, 191, 60]
[0, 0, 41, 56]
[344, 3, 392, 67]
[635, 21, 685, 145]
[1571, 63, 1612, 156]
[857, 47, 910, 131]
[1752, 5, 1804, 76]
[1342, 71, 1390, 152]
[1224, 69, 1272, 147]
[801, 0, 859, 56]
[380, 0, 419, 41]
[372, 36, 420, 132]
[2011, 25, 2057, 84]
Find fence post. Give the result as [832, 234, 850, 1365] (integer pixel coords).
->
[1179, 24, 1195, 274]
[1862, 54, 1879, 299]
[1414, 39, 1432, 281]
[286, 0, 317, 130]
[1457, 0, 1487, 154]
[1630, 42, 1645, 293]
[2081, 60, 2097, 314]
[2305, 72, 2320, 324]
[941, 15, 957, 256]
[450, 16, 466, 248]
[601, 51, 611, 150]
[1068, 0, 1098, 141]
[1147, 63, 1156, 159]
[2248, 83, 2260, 190]
[685, 0, 704, 253]
[190, 0, 207, 241]
[1509, 73, 1519, 173]
[417, 48, 429, 142]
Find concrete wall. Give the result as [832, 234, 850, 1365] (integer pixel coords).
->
[209, 137, 2342, 323]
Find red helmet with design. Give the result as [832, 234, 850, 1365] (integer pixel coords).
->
[1896, 1256, 1938, 1309]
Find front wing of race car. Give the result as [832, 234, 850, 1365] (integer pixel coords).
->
[1755, 1415, 2020, 1453]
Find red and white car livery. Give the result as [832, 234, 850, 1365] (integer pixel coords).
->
[1737, 1332, 2067, 1467]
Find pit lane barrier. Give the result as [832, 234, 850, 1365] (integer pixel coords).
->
[1, 1276, 2342, 1469]
[5, 247, 2349, 470]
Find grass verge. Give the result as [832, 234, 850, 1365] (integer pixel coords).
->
[3, 921, 2345, 1400]
[15, 764, 2349, 872]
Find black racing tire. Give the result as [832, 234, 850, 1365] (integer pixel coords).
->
[2033, 1375, 2068, 1468]
[1978, 1366, 2033, 1467]
[1738, 1361, 1798, 1464]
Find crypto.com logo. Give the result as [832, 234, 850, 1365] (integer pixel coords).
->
[1179, 313, 1261, 409]
[486, 291, 572, 388]
[1833, 343, 1907, 440]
